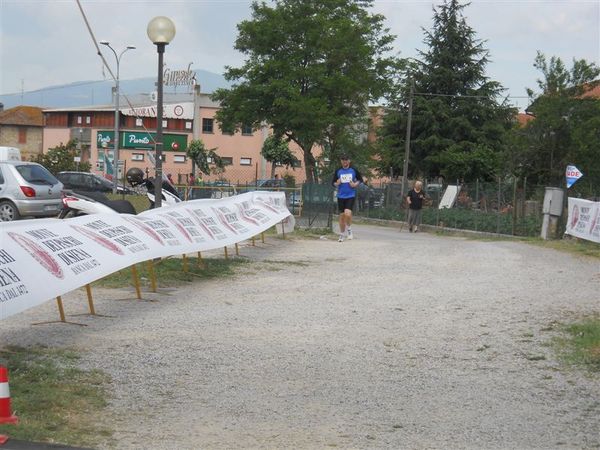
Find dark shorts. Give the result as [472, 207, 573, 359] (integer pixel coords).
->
[337, 197, 355, 213]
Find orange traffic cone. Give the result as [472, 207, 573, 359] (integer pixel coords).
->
[0, 364, 18, 445]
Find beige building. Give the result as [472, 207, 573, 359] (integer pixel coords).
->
[0, 105, 45, 160]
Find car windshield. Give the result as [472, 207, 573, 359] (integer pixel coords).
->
[16, 165, 59, 185]
[94, 175, 112, 188]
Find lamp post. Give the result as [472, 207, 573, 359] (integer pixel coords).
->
[100, 41, 135, 194]
[147, 16, 176, 208]
[400, 78, 415, 201]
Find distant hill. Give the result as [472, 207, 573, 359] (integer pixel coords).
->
[0, 69, 230, 109]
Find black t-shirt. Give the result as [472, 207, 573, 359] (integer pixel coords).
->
[407, 189, 425, 210]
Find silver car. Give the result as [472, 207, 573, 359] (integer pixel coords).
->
[0, 161, 64, 221]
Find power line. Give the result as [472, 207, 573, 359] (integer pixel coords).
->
[414, 92, 529, 99]
[75, 0, 158, 146]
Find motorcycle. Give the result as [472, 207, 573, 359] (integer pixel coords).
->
[125, 167, 182, 209]
[58, 190, 137, 218]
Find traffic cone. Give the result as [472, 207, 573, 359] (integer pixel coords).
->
[0, 365, 18, 445]
[0, 365, 18, 424]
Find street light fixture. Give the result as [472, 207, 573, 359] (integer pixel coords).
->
[147, 16, 176, 208]
[100, 40, 136, 194]
[400, 78, 415, 202]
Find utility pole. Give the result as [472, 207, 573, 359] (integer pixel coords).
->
[400, 79, 414, 201]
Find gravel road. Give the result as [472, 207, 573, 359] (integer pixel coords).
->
[1, 223, 599, 449]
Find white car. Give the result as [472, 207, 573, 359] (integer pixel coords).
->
[0, 161, 64, 221]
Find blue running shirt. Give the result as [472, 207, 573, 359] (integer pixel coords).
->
[332, 167, 363, 199]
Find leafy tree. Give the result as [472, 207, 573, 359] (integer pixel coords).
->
[528, 51, 600, 97]
[376, 0, 514, 182]
[261, 135, 298, 178]
[186, 139, 224, 176]
[212, 0, 397, 183]
[31, 139, 91, 174]
[509, 53, 600, 190]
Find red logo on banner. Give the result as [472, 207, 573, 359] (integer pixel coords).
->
[8, 232, 64, 279]
[70, 225, 125, 255]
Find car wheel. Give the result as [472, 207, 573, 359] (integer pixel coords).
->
[0, 200, 21, 221]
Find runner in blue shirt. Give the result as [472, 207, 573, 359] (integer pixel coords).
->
[332, 154, 364, 242]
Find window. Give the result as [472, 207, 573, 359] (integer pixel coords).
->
[292, 159, 302, 168]
[240, 157, 252, 166]
[173, 155, 186, 163]
[242, 124, 253, 135]
[132, 153, 144, 161]
[221, 157, 233, 166]
[202, 118, 214, 133]
[136, 118, 143, 127]
[18, 128, 27, 144]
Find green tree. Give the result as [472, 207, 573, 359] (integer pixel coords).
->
[31, 139, 91, 174]
[376, 0, 514, 182]
[212, 0, 397, 183]
[509, 53, 600, 190]
[528, 51, 600, 97]
[186, 139, 224, 176]
[261, 135, 298, 178]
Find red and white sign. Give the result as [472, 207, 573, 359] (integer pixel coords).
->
[565, 197, 600, 243]
[0, 192, 292, 321]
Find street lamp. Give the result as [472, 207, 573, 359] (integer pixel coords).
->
[147, 16, 176, 208]
[400, 78, 415, 201]
[100, 40, 136, 194]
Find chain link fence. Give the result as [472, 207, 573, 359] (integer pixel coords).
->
[295, 179, 600, 237]
[164, 178, 596, 238]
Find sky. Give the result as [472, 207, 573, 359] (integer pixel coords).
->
[0, 0, 598, 112]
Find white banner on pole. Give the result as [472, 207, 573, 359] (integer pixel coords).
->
[565, 197, 600, 243]
[0, 192, 291, 321]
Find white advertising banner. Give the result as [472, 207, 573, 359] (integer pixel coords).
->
[565, 197, 600, 243]
[0, 192, 292, 321]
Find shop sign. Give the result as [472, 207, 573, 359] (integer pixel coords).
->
[122, 102, 194, 120]
[163, 63, 197, 87]
[97, 131, 188, 151]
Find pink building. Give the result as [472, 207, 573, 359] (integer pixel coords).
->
[43, 89, 306, 186]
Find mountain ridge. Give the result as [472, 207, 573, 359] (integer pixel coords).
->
[0, 69, 229, 110]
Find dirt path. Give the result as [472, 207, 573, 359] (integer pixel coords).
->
[1, 224, 599, 449]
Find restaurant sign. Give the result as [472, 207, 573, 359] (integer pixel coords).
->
[122, 102, 194, 120]
[97, 131, 188, 151]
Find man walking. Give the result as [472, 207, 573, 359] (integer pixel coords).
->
[332, 154, 364, 242]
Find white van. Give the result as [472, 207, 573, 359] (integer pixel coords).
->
[0, 147, 22, 162]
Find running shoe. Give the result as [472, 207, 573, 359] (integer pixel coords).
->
[338, 234, 345, 242]
[347, 228, 353, 240]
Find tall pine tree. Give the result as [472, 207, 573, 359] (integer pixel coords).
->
[376, 0, 514, 182]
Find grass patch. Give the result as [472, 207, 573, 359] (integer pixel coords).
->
[0, 346, 111, 447]
[107, 193, 150, 214]
[555, 317, 600, 371]
[261, 259, 310, 267]
[92, 256, 249, 289]
[524, 237, 600, 259]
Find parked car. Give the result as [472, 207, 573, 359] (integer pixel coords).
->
[57, 171, 133, 194]
[0, 161, 64, 221]
[288, 191, 302, 207]
[187, 180, 237, 200]
[257, 178, 286, 189]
